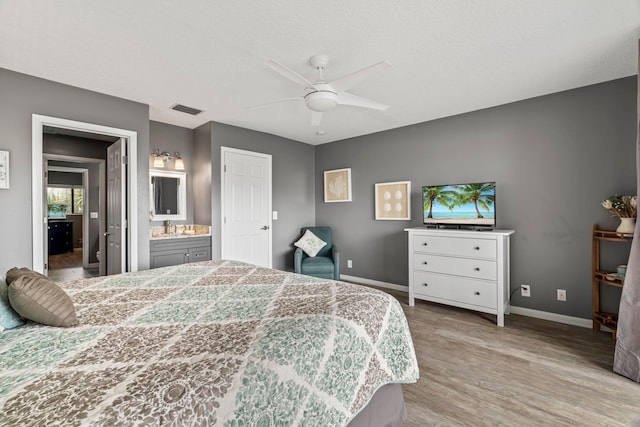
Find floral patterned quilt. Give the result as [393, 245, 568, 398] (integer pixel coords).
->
[0, 260, 418, 426]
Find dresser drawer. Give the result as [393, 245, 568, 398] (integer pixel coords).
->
[413, 235, 497, 259]
[413, 253, 497, 281]
[413, 271, 497, 309]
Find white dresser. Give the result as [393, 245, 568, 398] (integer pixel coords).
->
[405, 227, 515, 326]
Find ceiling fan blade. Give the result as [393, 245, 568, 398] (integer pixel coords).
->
[311, 111, 323, 127]
[265, 59, 318, 90]
[336, 92, 389, 111]
[247, 97, 303, 109]
[329, 60, 392, 91]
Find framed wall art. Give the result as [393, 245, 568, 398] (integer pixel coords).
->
[0, 150, 9, 189]
[324, 168, 352, 203]
[375, 180, 411, 220]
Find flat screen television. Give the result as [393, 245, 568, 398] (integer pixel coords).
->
[423, 182, 495, 228]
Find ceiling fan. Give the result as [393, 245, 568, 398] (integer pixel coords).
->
[252, 54, 392, 127]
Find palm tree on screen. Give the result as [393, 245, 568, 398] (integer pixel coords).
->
[456, 183, 495, 218]
[423, 186, 458, 218]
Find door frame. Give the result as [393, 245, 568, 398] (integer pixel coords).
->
[220, 146, 272, 267]
[32, 114, 138, 274]
[46, 164, 90, 268]
[45, 155, 105, 270]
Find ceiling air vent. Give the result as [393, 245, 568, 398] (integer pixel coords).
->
[170, 104, 203, 116]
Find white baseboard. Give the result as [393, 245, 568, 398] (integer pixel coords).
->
[340, 274, 596, 330]
[339, 274, 409, 292]
[509, 306, 594, 329]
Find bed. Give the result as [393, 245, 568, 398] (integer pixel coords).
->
[0, 260, 419, 426]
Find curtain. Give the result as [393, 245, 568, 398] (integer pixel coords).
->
[613, 40, 640, 382]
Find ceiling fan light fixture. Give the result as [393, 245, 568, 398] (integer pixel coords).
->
[304, 84, 338, 112]
[306, 96, 337, 112]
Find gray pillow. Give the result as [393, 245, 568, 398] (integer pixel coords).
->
[8, 275, 77, 327]
[5, 267, 48, 286]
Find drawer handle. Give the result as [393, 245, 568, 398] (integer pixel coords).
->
[423, 261, 428, 265]
[423, 283, 428, 287]
[474, 246, 480, 250]
[474, 291, 480, 296]
[423, 242, 428, 246]
[474, 267, 480, 271]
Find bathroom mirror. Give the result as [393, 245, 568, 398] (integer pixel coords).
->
[150, 170, 186, 221]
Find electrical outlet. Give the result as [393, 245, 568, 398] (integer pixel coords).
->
[521, 284, 531, 297]
[557, 289, 566, 301]
[347, 260, 353, 268]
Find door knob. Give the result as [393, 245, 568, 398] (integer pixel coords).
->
[103, 232, 110, 237]
[261, 225, 269, 230]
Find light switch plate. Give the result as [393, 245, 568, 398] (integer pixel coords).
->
[90, 212, 99, 219]
[272, 211, 278, 220]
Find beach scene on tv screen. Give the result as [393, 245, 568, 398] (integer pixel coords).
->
[423, 183, 495, 225]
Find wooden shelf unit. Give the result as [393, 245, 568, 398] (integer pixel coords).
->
[592, 224, 632, 338]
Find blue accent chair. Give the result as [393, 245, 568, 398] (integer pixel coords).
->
[294, 226, 340, 280]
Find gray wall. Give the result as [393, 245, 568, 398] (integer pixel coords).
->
[195, 122, 316, 271]
[315, 76, 637, 319]
[193, 124, 213, 227]
[149, 121, 195, 224]
[0, 67, 151, 274]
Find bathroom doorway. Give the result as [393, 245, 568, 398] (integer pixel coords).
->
[31, 114, 139, 276]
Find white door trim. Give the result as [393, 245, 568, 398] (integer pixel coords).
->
[220, 146, 272, 267]
[32, 114, 138, 273]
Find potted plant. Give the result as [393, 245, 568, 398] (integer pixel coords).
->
[601, 194, 637, 234]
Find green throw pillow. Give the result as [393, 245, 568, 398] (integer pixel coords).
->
[0, 278, 25, 330]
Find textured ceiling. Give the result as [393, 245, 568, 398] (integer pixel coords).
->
[1, 1, 639, 145]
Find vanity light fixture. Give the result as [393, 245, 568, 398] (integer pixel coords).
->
[152, 150, 165, 168]
[152, 148, 184, 170]
[174, 153, 185, 170]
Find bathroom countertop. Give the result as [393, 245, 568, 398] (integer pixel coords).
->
[150, 232, 211, 240]
[150, 224, 211, 240]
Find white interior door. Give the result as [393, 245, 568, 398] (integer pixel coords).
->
[221, 147, 272, 268]
[106, 138, 126, 274]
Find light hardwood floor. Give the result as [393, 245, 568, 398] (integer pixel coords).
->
[384, 290, 640, 426]
[48, 250, 100, 282]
